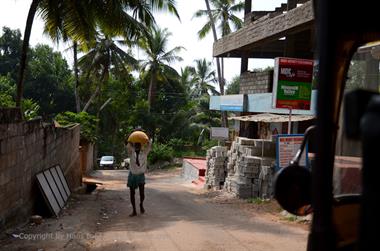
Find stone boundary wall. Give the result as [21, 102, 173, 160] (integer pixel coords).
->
[80, 143, 94, 175]
[239, 71, 273, 94]
[0, 116, 81, 230]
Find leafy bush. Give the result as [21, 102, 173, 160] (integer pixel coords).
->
[148, 143, 174, 164]
[22, 99, 40, 121]
[55, 111, 98, 142]
[167, 138, 186, 157]
[201, 139, 219, 150]
[0, 75, 40, 121]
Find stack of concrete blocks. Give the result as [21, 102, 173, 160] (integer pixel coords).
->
[224, 137, 276, 199]
[205, 146, 228, 189]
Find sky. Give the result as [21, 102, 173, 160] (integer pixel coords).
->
[0, 0, 285, 86]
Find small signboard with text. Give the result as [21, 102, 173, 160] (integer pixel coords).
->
[211, 127, 229, 140]
[276, 134, 308, 170]
[272, 57, 314, 110]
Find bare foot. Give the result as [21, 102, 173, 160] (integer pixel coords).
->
[140, 204, 145, 214]
[129, 212, 137, 217]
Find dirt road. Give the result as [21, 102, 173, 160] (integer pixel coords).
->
[0, 169, 308, 251]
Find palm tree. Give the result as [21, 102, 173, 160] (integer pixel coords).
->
[78, 35, 138, 112]
[190, 59, 219, 98]
[194, 0, 244, 39]
[138, 26, 183, 110]
[194, 0, 244, 126]
[16, 0, 180, 110]
[16, 0, 39, 108]
[39, 0, 98, 112]
[179, 66, 197, 96]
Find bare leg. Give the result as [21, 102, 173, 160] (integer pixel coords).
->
[129, 188, 137, 217]
[138, 184, 145, 214]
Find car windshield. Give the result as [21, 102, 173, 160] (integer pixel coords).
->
[101, 156, 114, 161]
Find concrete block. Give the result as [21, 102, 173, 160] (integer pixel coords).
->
[238, 137, 256, 146]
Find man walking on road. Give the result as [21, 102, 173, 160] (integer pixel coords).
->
[125, 129, 152, 217]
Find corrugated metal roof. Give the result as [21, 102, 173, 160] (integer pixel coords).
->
[228, 113, 315, 123]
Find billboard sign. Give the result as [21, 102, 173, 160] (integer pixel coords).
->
[276, 134, 308, 170]
[272, 57, 314, 110]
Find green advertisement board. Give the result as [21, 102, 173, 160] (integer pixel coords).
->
[272, 57, 314, 110]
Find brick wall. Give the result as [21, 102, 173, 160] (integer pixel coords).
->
[0, 115, 81, 230]
[239, 70, 273, 94]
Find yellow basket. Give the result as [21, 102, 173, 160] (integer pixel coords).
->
[127, 131, 149, 144]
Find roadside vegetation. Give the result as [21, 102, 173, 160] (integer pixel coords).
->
[0, 1, 244, 166]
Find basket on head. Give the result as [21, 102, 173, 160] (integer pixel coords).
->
[127, 130, 149, 144]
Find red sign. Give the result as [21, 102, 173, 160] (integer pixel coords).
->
[276, 134, 308, 169]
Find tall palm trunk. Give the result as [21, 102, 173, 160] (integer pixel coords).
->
[82, 83, 101, 112]
[73, 41, 81, 112]
[16, 0, 39, 108]
[148, 68, 157, 112]
[82, 68, 109, 112]
[204, 0, 228, 127]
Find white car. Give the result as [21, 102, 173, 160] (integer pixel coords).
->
[99, 156, 115, 169]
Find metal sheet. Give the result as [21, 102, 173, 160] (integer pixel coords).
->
[55, 165, 71, 197]
[50, 168, 68, 201]
[44, 170, 65, 208]
[36, 173, 60, 217]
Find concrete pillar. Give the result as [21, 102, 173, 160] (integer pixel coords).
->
[287, 0, 297, 10]
[241, 0, 252, 74]
[244, 0, 252, 15]
[284, 0, 298, 57]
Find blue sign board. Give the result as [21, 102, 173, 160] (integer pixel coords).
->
[210, 94, 245, 112]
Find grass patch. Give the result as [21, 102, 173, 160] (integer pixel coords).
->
[246, 197, 270, 204]
[283, 215, 298, 222]
[163, 163, 182, 170]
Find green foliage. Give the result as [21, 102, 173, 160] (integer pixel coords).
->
[168, 138, 185, 151]
[0, 74, 40, 120]
[25, 44, 75, 117]
[22, 99, 40, 121]
[247, 197, 270, 204]
[148, 143, 174, 164]
[226, 75, 240, 94]
[189, 58, 218, 98]
[0, 74, 15, 106]
[194, 0, 244, 38]
[0, 27, 22, 80]
[55, 111, 98, 142]
[138, 26, 184, 108]
[201, 139, 219, 151]
[0, 93, 14, 107]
